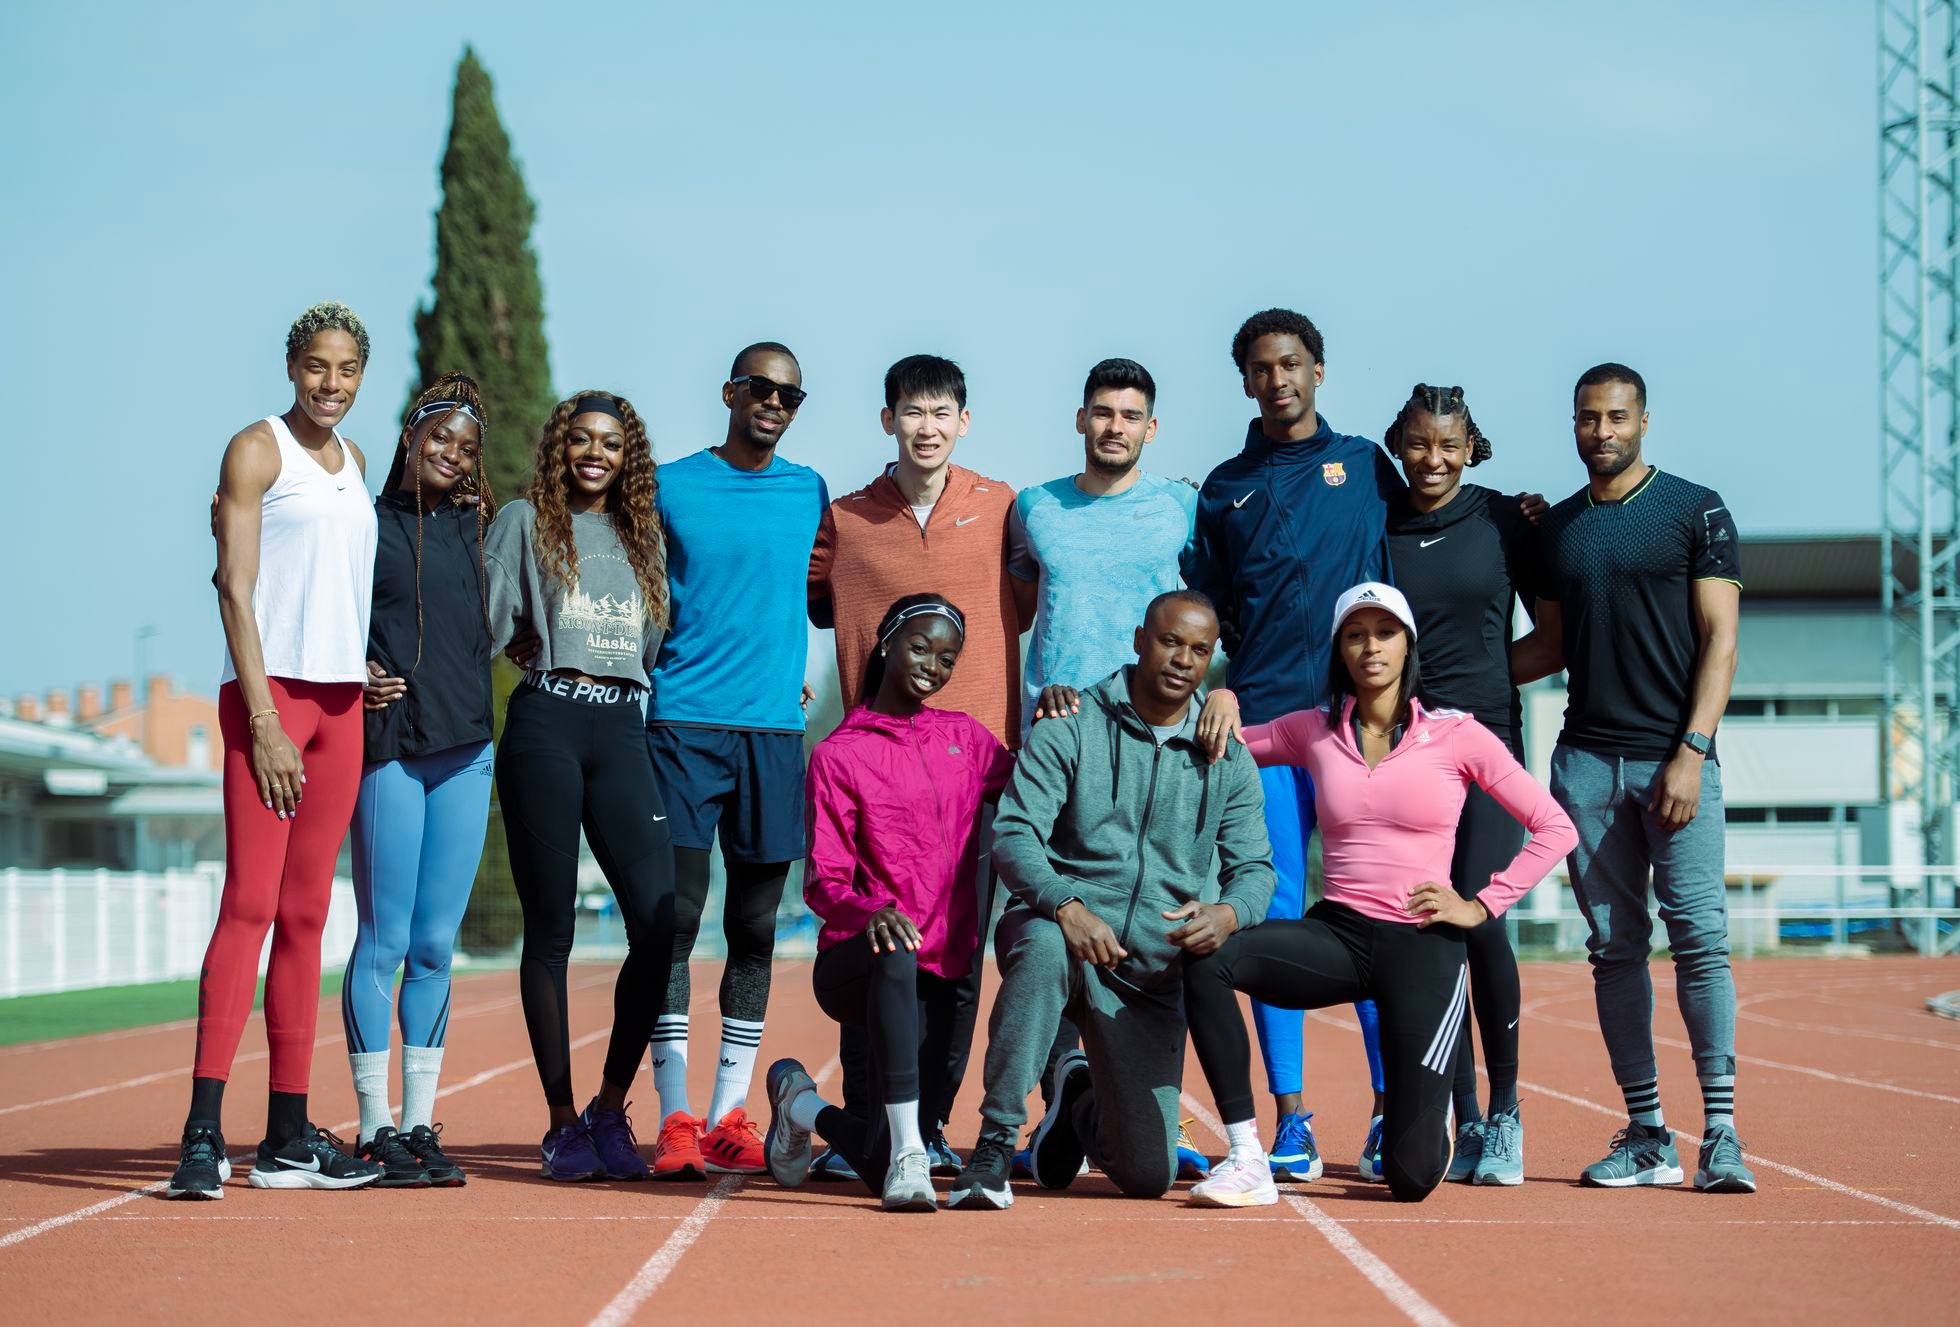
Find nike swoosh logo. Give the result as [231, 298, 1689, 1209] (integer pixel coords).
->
[1420, 537, 1446, 548]
[956, 515, 978, 526]
[652, 814, 668, 821]
[1507, 1019, 1519, 1029]
[279, 1154, 322, 1171]
[1234, 492, 1254, 509]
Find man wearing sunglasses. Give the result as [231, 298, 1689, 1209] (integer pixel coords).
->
[804, 353, 1030, 1179]
[643, 342, 831, 1180]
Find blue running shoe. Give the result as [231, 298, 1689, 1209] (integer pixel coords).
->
[1269, 1111, 1323, 1182]
[581, 1100, 650, 1180]
[1473, 1106, 1524, 1186]
[764, 1058, 817, 1188]
[1357, 1114, 1385, 1183]
[808, 1146, 861, 1183]
[539, 1120, 607, 1182]
[924, 1127, 962, 1178]
[1447, 1118, 1487, 1183]
[1175, 1119, 1211, 1180]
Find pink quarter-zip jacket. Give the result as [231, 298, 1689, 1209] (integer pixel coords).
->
[1241, 697, 1576, 922]
[804, 704, 1015, 979]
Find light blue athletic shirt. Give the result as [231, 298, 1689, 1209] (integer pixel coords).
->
[651, 448, 829, 731]
[1006, 471, 1199, 741]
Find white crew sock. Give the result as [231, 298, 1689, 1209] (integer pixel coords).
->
[708, 1017, 764, 1123]
[1225, 1118, 1263, 1164]
[651, 1013, 691, 1121]
[400, 1044, 444, 1132]
[886, 1099, 925, 1159]
[788, 1087, 828, 1134]
[349, 1049, 393, 1144]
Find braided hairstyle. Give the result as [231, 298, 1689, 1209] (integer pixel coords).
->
[1383, 383, 1492, 465]
[386, 372, 497, 670]
[526, 390, 671, 629]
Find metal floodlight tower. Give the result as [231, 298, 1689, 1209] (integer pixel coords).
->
[1879, 0, 1960, 874]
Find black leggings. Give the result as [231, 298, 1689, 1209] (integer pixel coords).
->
[497, 683, 675, 1108]
[811, 940, 958, 1194]
[1186, 900, 1468, 1203]
[1448, 779, 1526, 1120]
[664, 851, 789, 1024]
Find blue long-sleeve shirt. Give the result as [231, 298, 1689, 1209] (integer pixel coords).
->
[1181, 417, 1403, 724]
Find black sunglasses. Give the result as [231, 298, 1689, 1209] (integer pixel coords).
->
[731, 374, 808, 410]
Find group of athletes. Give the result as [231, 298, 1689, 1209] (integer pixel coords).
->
[164, 299, 1754, 1213]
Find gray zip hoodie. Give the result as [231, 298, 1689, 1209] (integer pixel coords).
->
[991, 667, 1275, 990]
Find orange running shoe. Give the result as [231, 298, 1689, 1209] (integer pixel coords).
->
[651, 1111, 706, 1180]
[700, 1108, 767, 1174]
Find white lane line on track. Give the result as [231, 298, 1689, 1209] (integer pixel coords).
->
[586, 1052, 842, 1327]
[0, 1027, 611, 1251]
[1181, 1093, 1456, 1327]
[0, 1018, 199, 1057]
[0, 978, 608, 1118]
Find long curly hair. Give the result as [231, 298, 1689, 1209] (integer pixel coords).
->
[525, 390, 670, 628]
[385, 372, 497, 670]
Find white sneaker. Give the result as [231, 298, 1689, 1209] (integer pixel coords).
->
[882, 1150, 937, 1212]
[1186, 1153, 1279, 1208]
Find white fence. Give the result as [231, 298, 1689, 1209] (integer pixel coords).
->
[0, 866, 357, 998]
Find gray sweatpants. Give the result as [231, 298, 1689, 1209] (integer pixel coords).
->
[1550, 743, 1737, 1086]
[976, 904, 1184, 1198]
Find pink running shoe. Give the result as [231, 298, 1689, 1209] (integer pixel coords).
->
[1187, 1154, 1279, 1208]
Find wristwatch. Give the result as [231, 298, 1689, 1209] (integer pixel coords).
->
[1680, 731, 1713, 757]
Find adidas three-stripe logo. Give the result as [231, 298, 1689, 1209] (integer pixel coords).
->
[1420, 965, 1470, 1074]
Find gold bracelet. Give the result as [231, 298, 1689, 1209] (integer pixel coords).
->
[247, 708, 281, 727]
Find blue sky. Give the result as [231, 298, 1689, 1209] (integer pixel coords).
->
[0, 1, 1868, 699]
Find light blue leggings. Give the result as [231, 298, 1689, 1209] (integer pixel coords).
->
[1253, 764, 1385, 1100]
[342, 741, 493, 1052]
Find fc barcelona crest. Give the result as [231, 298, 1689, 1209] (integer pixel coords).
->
[1322, 461, 1347, 487]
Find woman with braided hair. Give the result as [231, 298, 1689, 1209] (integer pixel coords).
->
[483, 390, 678, 1182]
[1380, 382, 1560, 1186]
[338, 372, 499, 1187]
[167, 302, 385, 1198]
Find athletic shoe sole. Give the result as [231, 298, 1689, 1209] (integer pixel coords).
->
[164, 1156, 232, 1200]
[1030, 1052, 1092, 1189]
[373, 1172, 433, 1188]
[703, 1161, 767, 1174]
[947, 1180, 1013, 1210]
[1694, 1170, 1757, 1193]
[248, 1166, 381, 1190]
[1472, 1169, 1524, 1187]
[1270, 1157, 1324, 1183]
[1581, 1164, 1685, 1188]
[539, 1164, 607, 1181]
[1185, 1179, 1279, 1208]
[882, 1189, 938, 1213]
[764, 1059, 818, 1188]
[652, 1161, 706, 1180]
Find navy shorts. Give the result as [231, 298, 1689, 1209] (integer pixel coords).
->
[645, 723, 807, 864]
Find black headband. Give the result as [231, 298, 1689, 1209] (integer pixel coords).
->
[571, 395, 626, 424]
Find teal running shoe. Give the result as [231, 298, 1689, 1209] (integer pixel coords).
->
[1694, 1126, 1757, 1193]
[1447, 1118, 1486, 1183]
[1473, 1106, 1524, 1186]
[1580, 1123, 1683, 1187]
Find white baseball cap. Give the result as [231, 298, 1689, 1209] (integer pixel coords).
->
[1332, 581, 1419, 641]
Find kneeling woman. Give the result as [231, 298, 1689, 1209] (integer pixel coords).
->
[1185, 583, 1574, 1205]
[763, 595, 1013, 1212]
[485, 391, 675, 1182]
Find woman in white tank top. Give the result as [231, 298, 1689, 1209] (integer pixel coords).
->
[165, 301, 387, 1199]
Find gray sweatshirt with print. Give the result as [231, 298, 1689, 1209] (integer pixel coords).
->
[483, 500, 665, 686]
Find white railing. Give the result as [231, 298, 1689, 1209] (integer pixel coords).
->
[0, 866, 358, 998]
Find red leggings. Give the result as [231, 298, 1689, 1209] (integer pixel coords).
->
[194, 679, 364, 1093]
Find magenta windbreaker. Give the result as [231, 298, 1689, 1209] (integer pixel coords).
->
[804, 704, 1015, 979]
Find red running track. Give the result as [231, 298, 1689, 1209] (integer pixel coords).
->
[0, 957, 1955, 1325]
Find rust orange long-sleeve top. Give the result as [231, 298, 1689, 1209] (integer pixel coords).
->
[808, 464, 1024, 746]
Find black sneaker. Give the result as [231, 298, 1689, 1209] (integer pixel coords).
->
[1030, 1050, 1092, 1189]
[248, 1124, 384, 1190]
[401, 1123, 466, 1187]
[358, 1126, 431, 1188]
[164, 1123, 231, 1200]
[948, 1132, 1015, 1210]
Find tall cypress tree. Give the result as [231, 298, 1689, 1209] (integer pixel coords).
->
[408, 46, 553, 501]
